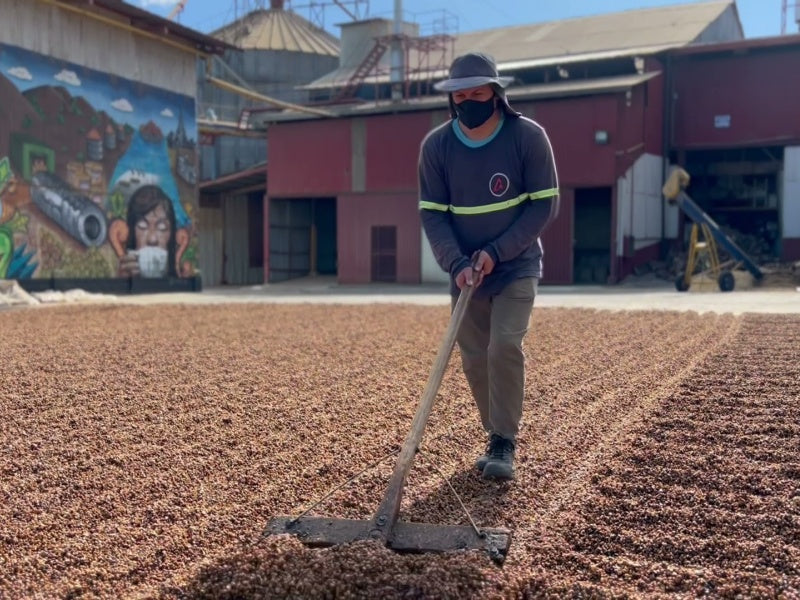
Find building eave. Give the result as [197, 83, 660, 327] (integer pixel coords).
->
[36, 0, 234, 55]
[265, 71, 662, 125]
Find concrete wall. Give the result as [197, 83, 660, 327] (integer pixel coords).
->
[338, 18, 419, 70]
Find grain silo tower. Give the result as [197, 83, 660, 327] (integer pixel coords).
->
[197, 0, 340, 288]
[199, 0, 340, 179]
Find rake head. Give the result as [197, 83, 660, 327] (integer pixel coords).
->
[266, 516, 512, 565]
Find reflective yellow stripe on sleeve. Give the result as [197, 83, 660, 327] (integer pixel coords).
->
[419, 200, 450, 212]
[420, 188, 558, 215]
[529, 187, 559, 201]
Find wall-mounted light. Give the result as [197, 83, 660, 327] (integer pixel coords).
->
[594, 130, 609, 145]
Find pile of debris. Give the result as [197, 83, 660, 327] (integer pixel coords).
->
[632, 226, 798, 287]
[0, 279, 120, 308]
[0, 280, 39, 307]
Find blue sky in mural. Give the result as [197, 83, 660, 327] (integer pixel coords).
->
[0, 44, 196, 139]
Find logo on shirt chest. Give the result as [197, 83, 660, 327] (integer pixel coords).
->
[489, 172, 510, 197]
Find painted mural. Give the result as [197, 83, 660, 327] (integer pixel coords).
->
[0, 43, 199, 281]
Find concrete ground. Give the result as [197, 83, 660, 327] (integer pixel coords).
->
[110, 275, 800, 315]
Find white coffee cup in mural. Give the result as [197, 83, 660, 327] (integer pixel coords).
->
[137, 246, 168, 278]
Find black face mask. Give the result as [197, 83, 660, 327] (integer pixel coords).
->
[454, 97, 496, 129]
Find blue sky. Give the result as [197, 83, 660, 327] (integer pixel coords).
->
[137, 0, 789, 39]
[0, 43, 196, 136]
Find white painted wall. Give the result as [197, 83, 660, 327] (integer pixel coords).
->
[782, 146, 800, 238]
[0, 0, 197, 96]
[421, 229, 449, 284]
[615, 153, 665, 254]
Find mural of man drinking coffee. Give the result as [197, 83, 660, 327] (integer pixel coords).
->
[0, 42, 199, 288]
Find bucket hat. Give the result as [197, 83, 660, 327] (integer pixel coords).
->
[435, 52, 520, 119]
[433, 52, 513, 92]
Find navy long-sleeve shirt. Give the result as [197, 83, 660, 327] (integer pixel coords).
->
[418, 113, 560, 298]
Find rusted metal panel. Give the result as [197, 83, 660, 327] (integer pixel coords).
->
[337, 192, 420, 284]
[268, 119, 352, 196]
[540, 187, 574, 285]
[672, 48, 800, 148]
[365, 112, 435, 192]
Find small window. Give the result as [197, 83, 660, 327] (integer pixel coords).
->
[371, 226, 397, 282]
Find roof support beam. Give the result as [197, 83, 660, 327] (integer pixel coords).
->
[204, 74, 335, 118]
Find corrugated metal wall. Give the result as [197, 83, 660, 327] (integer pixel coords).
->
[338, 193, 420, 284]
[672, 49, 800, 149]
[0, 0, 196, 96]
[224, 195, 263, 285]
[268, 119, 353, 196]
[267, 87, 666, 285]
[198, 203, 223, 287]
[540, 187, 574, 285]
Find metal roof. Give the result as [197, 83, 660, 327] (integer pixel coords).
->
[670, 31, 800, 56]
[39, 0, 233, 55]
[212, 8, 340, 56]
[455, 0, 737, 65]
[265, 71, 661, 123]
[199, 163, 267, 194]
[302, 0, 736, 90]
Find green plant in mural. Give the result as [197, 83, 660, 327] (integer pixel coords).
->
[58, 247, 112, 278]
[0, 229, 11, 279]
[22, 115, 32, 130]
[7, 211, 29, 234]
[109, 190, 126, 219]
[70, 98, 83, 116]
[182, 240, 198, 265]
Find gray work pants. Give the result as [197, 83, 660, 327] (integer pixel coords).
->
[452, 277, 538, 441]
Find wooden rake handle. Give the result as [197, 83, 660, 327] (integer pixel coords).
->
[369, 272, 478, 543]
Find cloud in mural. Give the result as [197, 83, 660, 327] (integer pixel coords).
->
[54, 69, 81, 87]
[111, 98, 134, 113]
[139, 0, 176, 5]
[161, 108, 175, 118]
[8, 66, 33, 81]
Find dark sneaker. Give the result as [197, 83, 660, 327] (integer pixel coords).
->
[474, 434, 501, 471]
[482, 436, 515, 481]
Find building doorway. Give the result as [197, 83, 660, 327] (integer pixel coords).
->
[269, 197, 337, 282]
[682, 146, 782, 260]
[573, 187, 612, 284]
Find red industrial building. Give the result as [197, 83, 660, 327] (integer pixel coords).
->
[207, 0, 800, 287]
